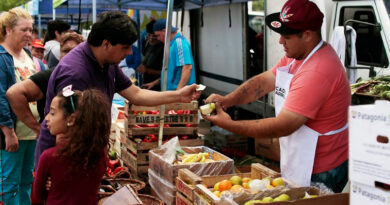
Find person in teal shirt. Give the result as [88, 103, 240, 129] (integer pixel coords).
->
[153, 19, 196, 91]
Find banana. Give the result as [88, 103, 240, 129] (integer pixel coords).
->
[202, 152, 210, 158]
[191, 153, 203, 162]
[200, 155, 206, 163]
[183, 154, 197, 163]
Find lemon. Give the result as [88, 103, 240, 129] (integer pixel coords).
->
[262, 196, 274, 202]
[230, 176, 243, 185]
[271, 177, 285, 187]
[214, 182, 220, 191]
[274, 194, 290, 201]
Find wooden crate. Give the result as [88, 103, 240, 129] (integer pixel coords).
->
[176, 163, 279, 202]
[126, 101, 199, 137]
[176, 192, 194, 205]
[120, 147, 149, 180]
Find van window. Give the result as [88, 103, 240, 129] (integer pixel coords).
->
[247, 0, 265, 79]
[339, 7, 389, 68]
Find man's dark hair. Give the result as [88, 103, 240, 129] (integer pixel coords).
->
[88, 11, 139, 47]
[46, 20, 70, 41]
[146, 20, 156, 34]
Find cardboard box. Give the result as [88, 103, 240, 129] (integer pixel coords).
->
[349, 100, 390, 205]
[120, 138, 204, 180]
[255, 138, 280, 161]
[149, 146, 234, 184]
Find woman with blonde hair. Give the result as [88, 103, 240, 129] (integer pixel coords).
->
[0, 7, 41, 205]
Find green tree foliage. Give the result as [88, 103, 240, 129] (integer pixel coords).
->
[252, 0, 264, 11]
[0, 0, 30, 12]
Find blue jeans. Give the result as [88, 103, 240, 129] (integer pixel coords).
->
[311, 160, 348, 193]
[0, 140, 36, 205]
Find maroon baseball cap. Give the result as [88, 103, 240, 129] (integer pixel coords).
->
[265, 0, 324, 35]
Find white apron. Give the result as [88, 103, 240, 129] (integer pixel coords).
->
[274, 40, 348, 186]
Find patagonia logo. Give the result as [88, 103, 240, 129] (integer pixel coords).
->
[352, 184, 388, 203]
[275, 86, 286, 99]
[351, 111, 389, 123]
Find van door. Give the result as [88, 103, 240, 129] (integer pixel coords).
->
[333, 0, 390, 80]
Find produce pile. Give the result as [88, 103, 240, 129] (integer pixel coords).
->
[197, 176, 320, 204]
[351, 75, 390, 99]
[174, 152, 216, 164]
[210, 176, 287, 198]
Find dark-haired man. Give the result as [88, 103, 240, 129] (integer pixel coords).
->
[32, 11, 201, 166]
[44, 20, 70, 69]
[203, 0, 350, 193]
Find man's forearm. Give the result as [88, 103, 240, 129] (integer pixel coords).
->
[224, 71, 275, 107]
[120, 85, 181, 106]
[9, 95, 40, 133]
[7, 81, 42, 134]
[177, 65, 192, 90]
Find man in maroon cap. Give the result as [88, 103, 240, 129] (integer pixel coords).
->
[203, 0, 350, 192]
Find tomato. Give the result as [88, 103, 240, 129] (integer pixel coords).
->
[114, 167, 127, 174]
[143, 134, 158, 142]
[180, 135, 189, 140]
[108, 159, 120, 170]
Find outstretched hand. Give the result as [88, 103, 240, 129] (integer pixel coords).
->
[178, 84, 202, 103]
[201, 102, 232, 127]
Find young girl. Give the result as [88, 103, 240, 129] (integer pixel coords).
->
[32, 86, 111, 204]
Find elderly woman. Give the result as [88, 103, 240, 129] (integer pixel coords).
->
[0, 8, 42, 204]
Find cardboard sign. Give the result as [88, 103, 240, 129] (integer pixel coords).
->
[349, 100, 390, 205]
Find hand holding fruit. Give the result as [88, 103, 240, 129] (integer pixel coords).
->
[204, 93, 229, 110]
[201, 102, 232, 127]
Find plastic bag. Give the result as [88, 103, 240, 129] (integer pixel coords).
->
[148, 169, 176, 204]
[158, 136, 182, 164]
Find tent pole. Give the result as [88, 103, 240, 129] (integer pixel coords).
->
[158, 0, 174, 147]
[93, 0, 96, 23]
[38, 14, 42, 39]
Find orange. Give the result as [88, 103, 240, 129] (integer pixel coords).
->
[218, 180, 232, 191]
[242, 177, 251, 183]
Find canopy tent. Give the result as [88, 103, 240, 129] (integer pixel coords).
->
[54, 0, 254, 11]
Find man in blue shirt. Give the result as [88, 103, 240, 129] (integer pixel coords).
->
[153, 19, 196, 91]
